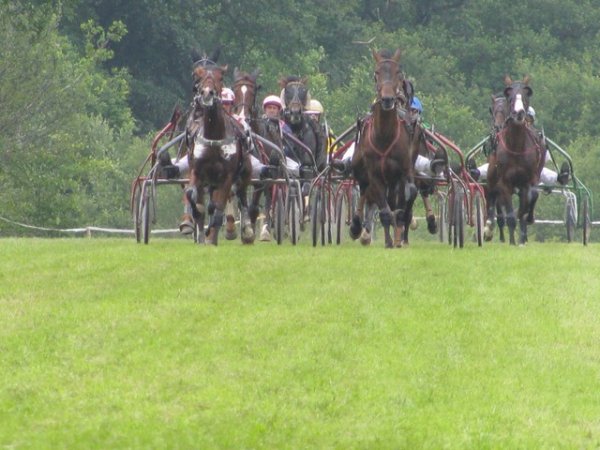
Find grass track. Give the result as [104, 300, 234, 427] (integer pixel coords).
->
[1, 237, 600, 448]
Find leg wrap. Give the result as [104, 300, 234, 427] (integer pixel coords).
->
[405, 182, 418, 202]
[379, 209, 392, 228]
[506, 214, 516, 230]
[212, 209, 224, 228]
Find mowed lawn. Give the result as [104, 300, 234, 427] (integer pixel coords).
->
[1, 237, 600, 449]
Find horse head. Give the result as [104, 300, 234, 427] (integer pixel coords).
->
[193, 64, 228, 109]
[490, 93, 507, 132]
[232, 67, 261, 121]
[373, 48, 403, 111]
[280, 76, 310, 125]
[503, 75, 533, 125]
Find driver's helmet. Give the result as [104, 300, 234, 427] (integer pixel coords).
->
[221, 87, 235, 104]
[262, 95, 282, 110]
[410, 96, 423, 114]
[306, 99, 324, 114]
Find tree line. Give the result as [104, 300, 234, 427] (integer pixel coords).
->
[1, 0, 599, 236]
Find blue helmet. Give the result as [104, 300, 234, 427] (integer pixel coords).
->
[411, 96, 423, 113]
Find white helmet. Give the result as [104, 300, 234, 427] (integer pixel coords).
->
[305, 99, 324, 114]
[263, 95, 282, 110]
[527, 106, 536, 119]
[221, 87, 235, 104]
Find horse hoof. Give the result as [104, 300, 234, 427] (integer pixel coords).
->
[410, 217, 418, 230]
[349, 216, 362, 240]
[179, 218, 195, 235]
[260, 224, 272, 242]
[225, 230, 238, 240]
[359, 230, 371, 246]
[426, 215, 437, 234]
[241, 226, 255, 244]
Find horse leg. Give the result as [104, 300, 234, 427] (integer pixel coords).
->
[186, 185, 205, 244]
[496, 202, 506, 243]
[484, 189, 497, 241]
[518, 187, 537, 245]
[260, 186, 273, 241]
[350, 185, 367, 240]
[526, 187, 539, 225]
[237, 183, 255, 244]
[395, 180, 418, 247]
[206, 185, 231, 245]
[423, 194, 437, 234]
[224, 195, 238, 241]
[249, 187, 264, 239]
[360, 201, 379, 246]
[504, 194, 517, 246]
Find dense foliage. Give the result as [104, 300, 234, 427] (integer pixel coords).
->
[1, 0, 599, 234]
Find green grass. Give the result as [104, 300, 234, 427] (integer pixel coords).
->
[1, 237, 600, 448]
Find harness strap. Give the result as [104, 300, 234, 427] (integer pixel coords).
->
[365, 116, 404, 184]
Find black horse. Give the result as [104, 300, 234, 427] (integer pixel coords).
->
[279, 76, 326, 174]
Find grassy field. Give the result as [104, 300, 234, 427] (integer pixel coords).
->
[1, 236, 600, 449]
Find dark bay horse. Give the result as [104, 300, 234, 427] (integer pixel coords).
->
[186, 63, 255, 245]
[232, 68, 285, 240]
[280, 76, 326, 173]
[484, 75, 544, 245]
[349, 49, 419, 248]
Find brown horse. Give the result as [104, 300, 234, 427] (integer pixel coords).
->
[186, 63, 255, 245]
[349, 48, 419, 248]
[232, 68, 286, 241]
[484, 75, 544, 245]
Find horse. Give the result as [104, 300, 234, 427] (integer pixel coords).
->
[231, 68, 286, 241]
[349, 48, 419, 248]
[484, 75, 544, 245]
[280, 76, 326, 174]
[487, 93, 509, 242]
[185, 62, 255, 245]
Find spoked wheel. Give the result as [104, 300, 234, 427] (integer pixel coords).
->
[582, 196, 591, 246]
[132, 180, 143, 243]
[474, 192, 485, 247]
[311, 185, 321, 247]
[140, 181, 154, 245]
[436, 192, 448, 244]
[451, 188, 465, 248]
[273, 186, 285, 245]
[311, 184, 329, 247]
[565, 197, 576, 243]
[288, 184, 301, 245]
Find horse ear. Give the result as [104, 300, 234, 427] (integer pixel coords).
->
[191, 48, 202, 63]
[278, 77, 287, 88]
[392, 48, 402, 62]
[504, 74, 513, 86]
[372, 48, 379, 62]
[523, 74, 530, 85]
[301, 76, 309, 85]
[208, 46, 221, 63]
[251, 68, 261, 80]
[234, 67, 240, 79]
[221, 64, 228, 74]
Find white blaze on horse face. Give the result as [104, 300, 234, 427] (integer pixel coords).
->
[513, 93, 525, 114]
[239, 85, 247, 120]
